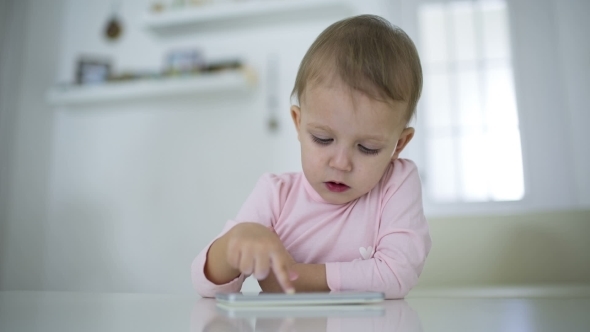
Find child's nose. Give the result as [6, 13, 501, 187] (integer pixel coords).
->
[329, 148, 352, 172]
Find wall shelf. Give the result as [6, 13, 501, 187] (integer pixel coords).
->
[46, 69, 256, 107]
[142, 0, 351, 30]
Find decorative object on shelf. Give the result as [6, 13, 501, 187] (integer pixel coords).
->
[163, 55, 244, 76]
[75, 56, 112, 85]
[104, 0, 124, 41]
[201, 59, 242, 73]
[165, 48, 205, 75]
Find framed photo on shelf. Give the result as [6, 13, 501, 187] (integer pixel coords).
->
[75, 57, 112, 85]
[164, 48, 204, 74]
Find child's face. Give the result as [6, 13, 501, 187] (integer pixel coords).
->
[291, 78, 414, 205]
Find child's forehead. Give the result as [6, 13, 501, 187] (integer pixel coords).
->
[304, 74, 407, 114]
[303, 68, 400, 107]
[302, 81, 408, 132]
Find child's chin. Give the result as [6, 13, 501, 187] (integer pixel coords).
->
[322, 192, 357, 205]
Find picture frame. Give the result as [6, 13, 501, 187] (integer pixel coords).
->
[75, 57, 112, 85]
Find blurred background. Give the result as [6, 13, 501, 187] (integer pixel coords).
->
[0, 0, 588, 294]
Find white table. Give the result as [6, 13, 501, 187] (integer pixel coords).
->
[1, 288, 589, 331]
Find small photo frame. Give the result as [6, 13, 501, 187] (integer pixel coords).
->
[75, 57, 112, 85]
[165, 49, 204, 74]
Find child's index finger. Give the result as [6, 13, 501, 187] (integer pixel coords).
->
[270, 256, 295, 294]
[275, 266, 295, 294]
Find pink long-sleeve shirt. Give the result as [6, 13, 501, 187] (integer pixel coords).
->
[191, 158, 431, 299]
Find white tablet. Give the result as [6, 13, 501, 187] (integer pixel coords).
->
[217, 303, 385, 318]
[215, 291, 385, 307]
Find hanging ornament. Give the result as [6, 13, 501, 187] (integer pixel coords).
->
[104, 1, 123, 41]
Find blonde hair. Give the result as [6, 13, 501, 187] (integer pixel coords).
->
[292, 15, 423, 124]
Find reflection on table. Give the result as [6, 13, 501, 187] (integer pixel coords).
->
[191, 298, 422, 332]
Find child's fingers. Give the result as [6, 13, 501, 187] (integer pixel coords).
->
[270, 254, 295, 294]
[253, 256, 270, 280]
[238, 250, 254, 275]
[225, 238, 242, 269]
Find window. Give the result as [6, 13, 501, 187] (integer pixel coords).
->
[417, 0, 524, 203]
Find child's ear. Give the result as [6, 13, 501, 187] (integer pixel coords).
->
[391, 127, 415, 160]
[290, 105, 302, 141]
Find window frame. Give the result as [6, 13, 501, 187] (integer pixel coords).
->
[399, 0, 580, 217]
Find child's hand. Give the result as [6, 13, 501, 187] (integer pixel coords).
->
[226, 222, 298, 294]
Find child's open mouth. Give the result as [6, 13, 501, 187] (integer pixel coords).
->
[325, 181, 350, 192]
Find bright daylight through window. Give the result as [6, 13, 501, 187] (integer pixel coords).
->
[418, 0, 524, 203]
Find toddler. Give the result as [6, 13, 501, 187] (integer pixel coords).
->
[192, 14, 431, 299]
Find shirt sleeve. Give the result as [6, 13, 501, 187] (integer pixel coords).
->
[325, 160, 432, 299]
[191, 174, 283, 297]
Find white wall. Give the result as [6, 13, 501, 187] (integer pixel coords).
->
[0, 0, 56, 290]
[0, 0, 588, 294]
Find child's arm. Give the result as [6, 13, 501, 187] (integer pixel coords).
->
[203, 230, 240, 285]
[259, 263, 329, 293]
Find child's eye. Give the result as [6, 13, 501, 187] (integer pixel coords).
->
[359, 145, 380, 155]
[311, 135, 333, 145]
